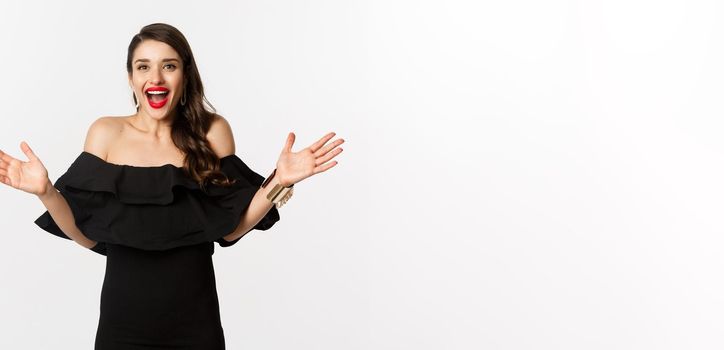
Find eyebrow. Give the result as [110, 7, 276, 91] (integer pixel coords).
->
[133, 58, 180, 64]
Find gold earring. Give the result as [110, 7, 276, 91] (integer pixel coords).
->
[180, 89, 187, 105]
[130, 86, 139, 109]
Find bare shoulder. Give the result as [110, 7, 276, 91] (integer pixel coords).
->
[206, 114, 236, 158]
[83, 116, 124, 159]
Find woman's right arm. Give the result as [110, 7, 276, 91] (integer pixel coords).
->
[0, 141, 97, 250]
[36, 179, 97, 249]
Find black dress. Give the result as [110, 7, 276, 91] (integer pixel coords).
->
[34, 151, 280, 349]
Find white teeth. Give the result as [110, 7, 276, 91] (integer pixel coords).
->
[147, 90, 168, 95]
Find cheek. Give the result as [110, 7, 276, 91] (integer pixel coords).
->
[130, 78, 143, 89]
[173, 78, 185, 92]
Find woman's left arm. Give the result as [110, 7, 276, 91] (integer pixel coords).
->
[223, 174, 283, 241]
[222, 130, 345, 241]
[206, 115, 344, 240]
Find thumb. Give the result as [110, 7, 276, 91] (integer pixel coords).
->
[20, 141, 39, 162]
[283, 132, 295, 153]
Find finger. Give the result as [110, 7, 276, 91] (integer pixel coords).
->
[314, 138, 345, 157]
[283, 132, 295, 153]
[0, 168, 6, 176]
[20, 141, 39, 162]
[0, 149, 13, 164]
[313, 160, 338, 174]
[309, 132, 336, 153]
[315, 147, 343, 167]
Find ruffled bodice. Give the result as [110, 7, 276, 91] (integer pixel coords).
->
[34, 151, 280, 256]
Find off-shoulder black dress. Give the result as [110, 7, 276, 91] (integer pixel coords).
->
[34, 151, 280, 350]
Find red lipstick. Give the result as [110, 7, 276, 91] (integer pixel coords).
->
[145, 86, 170, 109]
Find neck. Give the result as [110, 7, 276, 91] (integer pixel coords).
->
[131, 108, 177, 138]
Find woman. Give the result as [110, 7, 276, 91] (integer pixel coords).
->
[0, 23, 343, 349]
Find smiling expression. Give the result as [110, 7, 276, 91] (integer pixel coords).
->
[128, 39, 185, 116]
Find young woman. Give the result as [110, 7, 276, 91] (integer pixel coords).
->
[0, 23, 344, 349]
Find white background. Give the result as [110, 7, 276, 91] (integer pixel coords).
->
[1, 0, 723, 349]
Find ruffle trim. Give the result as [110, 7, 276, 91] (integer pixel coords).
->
[61, 152, 248, 205]
[34, 152, 280, 256]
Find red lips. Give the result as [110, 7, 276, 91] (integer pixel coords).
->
[145, 86, 170, 109]
[146, 86, 169, 93]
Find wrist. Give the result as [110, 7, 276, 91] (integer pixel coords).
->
[261, 168, 294, 208]
[276, 171, 293, 188]
[36, 179, 56, 201]
[262, 168, 293, 188]
[264, 174, 282, 190]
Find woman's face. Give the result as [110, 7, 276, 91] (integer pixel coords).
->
[128, 39, 184, 118]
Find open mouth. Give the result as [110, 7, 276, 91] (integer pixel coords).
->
[145, 88, 170, 108]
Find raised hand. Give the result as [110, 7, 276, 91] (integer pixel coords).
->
[0, 141, 50, 196]
[275, 131, 344, 187]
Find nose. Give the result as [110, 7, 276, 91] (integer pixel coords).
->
[150, 67, 164, 84]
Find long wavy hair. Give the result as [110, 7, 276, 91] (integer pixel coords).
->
[126, 23, 236, 191]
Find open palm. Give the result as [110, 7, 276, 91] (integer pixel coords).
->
[275, 132, 344, 187]
[0, 141, 50, 196]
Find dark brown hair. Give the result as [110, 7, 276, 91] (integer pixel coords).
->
[126, 23, 236, 191]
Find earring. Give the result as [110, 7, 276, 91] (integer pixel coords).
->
[130, 86, 139, 109]
[180, 88, 187, 105]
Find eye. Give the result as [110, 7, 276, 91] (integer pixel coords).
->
[137, 65, 148, 70]
[164, 64, 177, 70]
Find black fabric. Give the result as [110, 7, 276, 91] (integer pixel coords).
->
[32, 151, 280, 349]
[95, 242, 225, 349]
[34, 151, 280, 255]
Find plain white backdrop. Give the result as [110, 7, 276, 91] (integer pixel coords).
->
[1, 0, 723, 349]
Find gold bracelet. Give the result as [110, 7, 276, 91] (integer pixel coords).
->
[261, 168, 294, 208]
[266, 184, 294, 208]
[261, 168, 277, 188]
